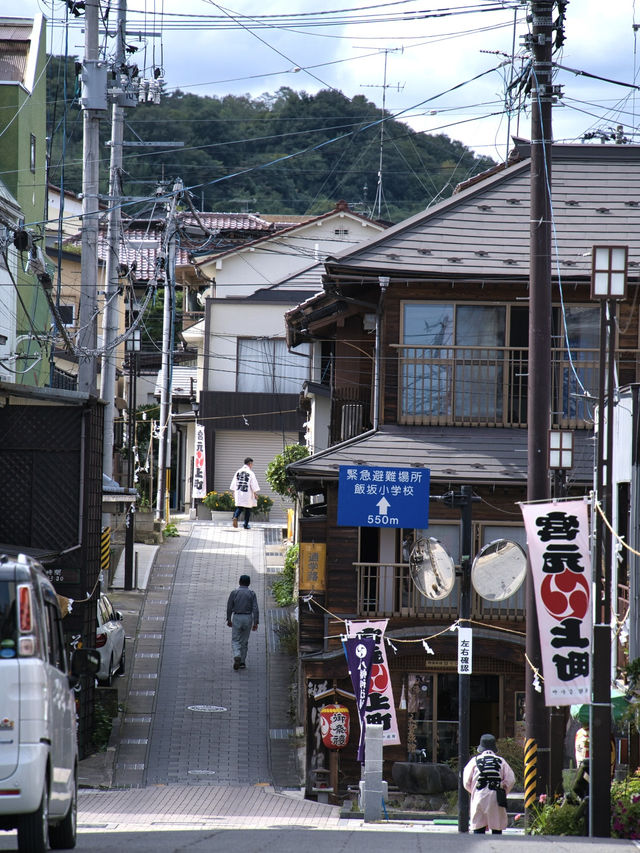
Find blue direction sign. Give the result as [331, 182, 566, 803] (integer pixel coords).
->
[337, 465, 430, 528]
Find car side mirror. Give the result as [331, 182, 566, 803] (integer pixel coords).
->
[71, 647, 100, 678]
[115, 610, 123, 621]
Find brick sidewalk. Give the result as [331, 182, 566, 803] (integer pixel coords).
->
[80, 517, 303, 792]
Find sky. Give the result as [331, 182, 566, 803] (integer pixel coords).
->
[20, 0, 640, 164]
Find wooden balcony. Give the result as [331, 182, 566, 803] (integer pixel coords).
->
[355, 562, 525, 622]
[395, 344, 639, 428]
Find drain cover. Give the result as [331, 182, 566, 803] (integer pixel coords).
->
[188, 769, 217, 775]
[187, 705, 227, 713]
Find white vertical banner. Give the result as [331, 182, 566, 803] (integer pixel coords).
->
[457, 626, 473, 675]
[192, 423, 207, 499]
[345, 619, 400, 745]
[520, 500, 592, 706]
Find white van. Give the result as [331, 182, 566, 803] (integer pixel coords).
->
[0, 553, 98, 852]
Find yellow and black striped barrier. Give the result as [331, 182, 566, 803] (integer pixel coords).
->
[524, 737, 537, 810]
[101, 527, 111, 582]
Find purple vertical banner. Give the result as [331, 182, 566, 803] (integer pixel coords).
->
[343, 636, 375, 763]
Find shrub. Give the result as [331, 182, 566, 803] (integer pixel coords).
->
[273, 612, 298, 656]
[266, 444, 309, 501]
[256, 493, 274, 513]
[202, 490, 235, 511]
[527, 797, 585, 836]
[271, 544, 298, 606]
[496, 737, 524, 788]
[611, 776, 640, 839]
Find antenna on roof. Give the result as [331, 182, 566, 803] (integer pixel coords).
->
[359, 48, 404, 220]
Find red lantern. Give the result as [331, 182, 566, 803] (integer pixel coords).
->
[320, 703, 350, 750]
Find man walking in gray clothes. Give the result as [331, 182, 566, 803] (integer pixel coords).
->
[226, 574, 259, 670]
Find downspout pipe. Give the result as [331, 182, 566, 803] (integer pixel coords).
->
[373, 276, 389, 431]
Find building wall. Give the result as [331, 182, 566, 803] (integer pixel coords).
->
[205, 299, 309, 393]
[202, 215, 381, 299]
[0, 16, 50, 387]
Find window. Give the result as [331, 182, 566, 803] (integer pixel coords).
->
[57, 305, 75, 326]
[237, 338, 310, 393]
[29, 134, 36, 173]
[401, 303, 505, 420]
[400, 301, 599, 426]
[45, 601, 66, 672]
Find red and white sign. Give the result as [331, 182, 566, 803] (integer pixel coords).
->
[192, 424, 207, 499]
[345, 619, 400, 745]
[521, 500, 592, 706]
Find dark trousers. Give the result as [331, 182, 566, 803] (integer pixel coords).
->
[233, 506, 251, 527]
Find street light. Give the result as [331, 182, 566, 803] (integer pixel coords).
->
[548, 429, 573, 472]
[590, 244, 628, 837]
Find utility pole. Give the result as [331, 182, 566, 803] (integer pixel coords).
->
[101, 0, 128, 478]
[155, 179, 182, 522]
[78, 0, 105, 395]
[524, 0, 554, 812]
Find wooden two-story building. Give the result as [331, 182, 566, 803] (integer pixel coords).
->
[284, 140, 640, 791]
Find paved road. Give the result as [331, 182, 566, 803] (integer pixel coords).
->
[144, 524, 269, 786]
[26, 520, 625, 848]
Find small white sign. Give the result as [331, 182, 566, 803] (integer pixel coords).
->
[458, 626, 473, 675]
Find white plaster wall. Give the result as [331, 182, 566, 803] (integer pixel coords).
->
[205, 300, 300, 392]
[200, 214, 381, 298]
[0, 246, 17, 380]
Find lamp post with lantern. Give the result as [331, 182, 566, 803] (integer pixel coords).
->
[590, 244, 628, 837]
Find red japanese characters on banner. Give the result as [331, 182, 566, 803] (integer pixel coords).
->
[520, 500, 592, 706]
[192, 423, 207, 499]
[320, 704, 350, 750]
[345, 619, 400, 745]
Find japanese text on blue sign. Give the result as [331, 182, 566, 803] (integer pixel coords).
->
[338, 465, 430, 528]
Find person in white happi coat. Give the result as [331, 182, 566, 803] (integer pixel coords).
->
[229, 457, 260, 529]
[463, 733, 515, 834]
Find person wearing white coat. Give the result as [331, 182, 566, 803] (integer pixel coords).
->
[463, 733, 515, 834]
[230, 457, 260, 529]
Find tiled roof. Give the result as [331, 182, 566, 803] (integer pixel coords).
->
[193, 202, 383, 267]
[324, 142, 640, 281]
[287, 424, 594, 486]
[63, 212, 276, 282]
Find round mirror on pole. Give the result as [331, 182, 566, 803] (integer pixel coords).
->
[471, 539, 527, 601]
[409, 537, 455, 600]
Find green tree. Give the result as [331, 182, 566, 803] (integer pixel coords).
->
[45, 62, 495, 222]
[266, 444, 309, 500]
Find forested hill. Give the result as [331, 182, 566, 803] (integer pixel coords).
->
[47, 57, 495, 223]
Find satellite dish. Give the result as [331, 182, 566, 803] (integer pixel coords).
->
[409, 537, 455, 600]
[471, 539, 527, 602]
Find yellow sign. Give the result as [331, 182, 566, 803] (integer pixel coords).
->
[299, 542, 326, 591]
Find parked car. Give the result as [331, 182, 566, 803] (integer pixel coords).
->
[0, 552, 99, 852]
[96, 593, 126, 686]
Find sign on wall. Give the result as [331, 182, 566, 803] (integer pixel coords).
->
[520, 500, 592, 706]
[299, 542, 326, 592]
[338, 465, 430, 528]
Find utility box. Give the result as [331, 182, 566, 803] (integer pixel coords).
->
[80, 61, 108, 111]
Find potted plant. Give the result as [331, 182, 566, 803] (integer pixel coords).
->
[202, 490, 235, 520]
[254, 493, 274, 521]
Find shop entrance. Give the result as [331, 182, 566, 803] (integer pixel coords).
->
[408, 673, 500, 763]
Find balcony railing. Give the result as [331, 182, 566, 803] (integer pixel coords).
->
[395, 344, 639, 428]
[355, 562, 525, 622]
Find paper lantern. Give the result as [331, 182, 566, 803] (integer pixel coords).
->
[320, 704, 350, 750]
